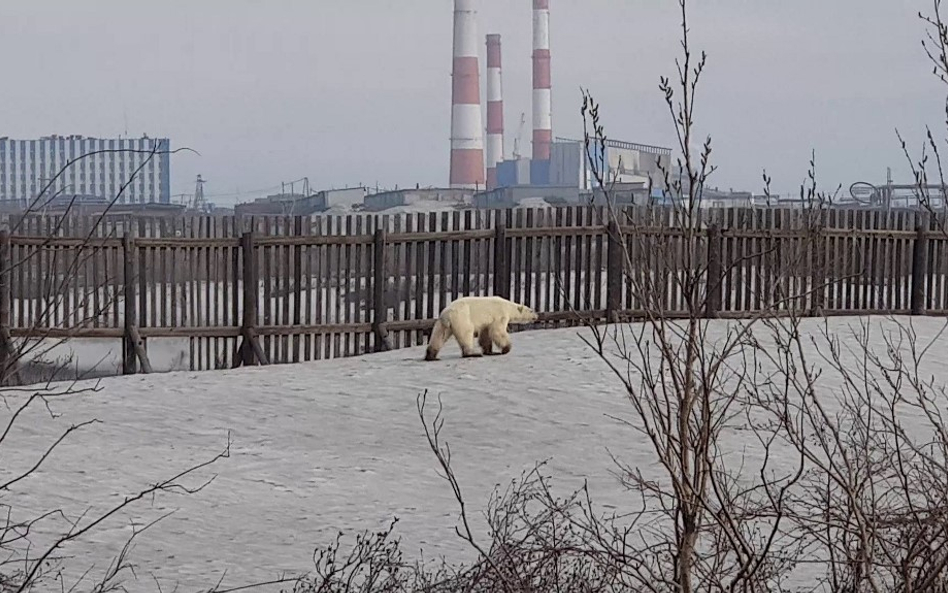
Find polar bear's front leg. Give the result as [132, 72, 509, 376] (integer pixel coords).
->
[479, 328, 498, 355]
[491, 322, 512, 355]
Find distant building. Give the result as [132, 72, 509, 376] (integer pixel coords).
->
[496, 158, 532, 188]
[837, 183, 948, 210]
[588, 182, 653, 207]
[699, 189, 759, 209]
[234, 187, 368, 217]
[235, 193, 306, 217]
[550, 138, 672, 190]
[473, 180, 653, 209]
[30, 192, 186, 217]
[652, 185, 764, 209]
[363, 187, 472, 212]
[473, 185, 582, 209]
[0, 134, 171, 207]
[311, 187, 368, 211]
[494, 137, 672, 191]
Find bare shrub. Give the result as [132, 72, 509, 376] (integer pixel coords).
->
[745, 314, 948, 591]
[292, 393, 628, 593]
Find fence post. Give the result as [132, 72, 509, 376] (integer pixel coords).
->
[372, 228, 392, 352]
[705, 224, 723, 318]
[810, 219, 826, 316]
[493, 223, 508, 299]
[239, 231, 267, 366]
[606, 220, 623, 322]
[0, 230, 13, 384]
[122, 235, 139, 375]
[911, 223, 929, 315]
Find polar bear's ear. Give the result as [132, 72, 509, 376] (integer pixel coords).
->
[518, 305, 524, 313]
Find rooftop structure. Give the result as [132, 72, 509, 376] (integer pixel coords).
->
[364, 187, 473, 212]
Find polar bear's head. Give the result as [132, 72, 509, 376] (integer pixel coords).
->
[513, 303, 539, 323]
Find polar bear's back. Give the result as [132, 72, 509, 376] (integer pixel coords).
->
[438, 296, 534, 327]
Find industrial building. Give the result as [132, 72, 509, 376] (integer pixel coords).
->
[473, 180, 655, 209]
[442, 0, 675, 205]
[447, 0, 552, 189]
[234, 187, 367, 217]
[472, 185, 581, 208]
[34, 194, 186, 217]
[649, 183, 765, 209]
[0, 134, 171, 207]
[492, 137, 671, 191]
[363, 187, 473, 212]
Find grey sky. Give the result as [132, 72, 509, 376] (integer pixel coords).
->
[1, 0, 941, 204]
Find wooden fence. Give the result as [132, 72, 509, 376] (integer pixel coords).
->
[0, 205, 945, 377]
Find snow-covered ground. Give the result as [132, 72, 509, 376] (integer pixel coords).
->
[1, 316, 945, 591]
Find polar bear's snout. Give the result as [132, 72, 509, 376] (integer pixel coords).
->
[518, 305, 539, 324]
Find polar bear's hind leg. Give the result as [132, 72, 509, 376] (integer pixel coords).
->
[451, 315, 482, 358]
[425, 321, 453, 361]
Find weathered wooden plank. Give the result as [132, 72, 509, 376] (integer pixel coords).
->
[332, 215, 343, 358]
[593, 206, 605, 312]
[389, 215, 401, 350]
[413, 213, 425, 345]
[91, 219, 101, 329]
[463, 210, 473, 297]
[315, 216, 326, 359]
[426, 212, 437, 322]
[761, 208, 774, 310]
[261, 217, 272, 361]
[450, 211, 460, 305]
[523, 208, 534, 308]
[188, 218, 197, 369]
[343, 215, 354, 357]
[721, 208, 734, 312]
[552, 208, 563, 312]
[207, 217, 216, 368]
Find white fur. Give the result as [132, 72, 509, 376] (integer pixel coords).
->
[424, 296, 539, 361]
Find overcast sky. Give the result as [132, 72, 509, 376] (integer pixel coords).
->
[1, 0, 942, 204]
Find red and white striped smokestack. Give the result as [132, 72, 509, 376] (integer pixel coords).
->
[449, 0, 486, 189]
[485, 34, 504, 191]
[532, 0, 552, 162]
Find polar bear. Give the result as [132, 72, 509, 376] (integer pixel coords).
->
[424, 296, 539, 361]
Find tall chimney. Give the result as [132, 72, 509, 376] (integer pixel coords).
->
[485, 34, 504, 191]
[532, 0, 552, 163]
[449, 0, 486, 189]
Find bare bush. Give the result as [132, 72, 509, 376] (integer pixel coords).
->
[292, 393, 629, 593]
[745, 314, 948, 591]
